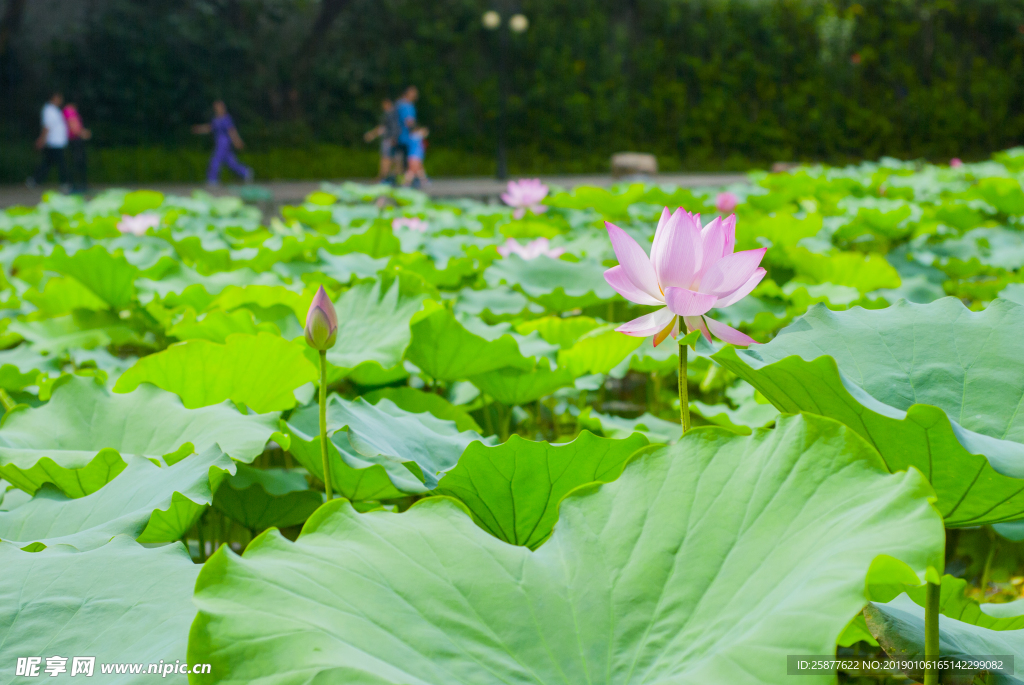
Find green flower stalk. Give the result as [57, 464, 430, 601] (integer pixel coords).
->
[305, 285, 338, 500]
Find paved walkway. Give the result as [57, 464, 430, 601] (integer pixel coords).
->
[0, 173, 748, 209]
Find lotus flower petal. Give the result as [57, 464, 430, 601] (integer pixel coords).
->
[697, 217, 726, 280]
[604, 266, 663, 306]
[615, 307, 676, 338]
[715, 268, 767, 308]
[652, 315, 679, 347]
[651, 210, 701, 289]
[704, 315, 757, 346]
[605, 222, 662, 300]
[664, 287, 717, 317]
[720, 214, 737, 257]
[683, 315, 712, 342]
[701, 248, 766, 297]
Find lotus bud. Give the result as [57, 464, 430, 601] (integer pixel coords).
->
[305, 285, 338, 351]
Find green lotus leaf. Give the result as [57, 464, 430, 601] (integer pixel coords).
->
[558, 325, 644, 377]
[892, 574, 1024, 631]
[168, 308, 271, 343]
[321, 279, 425, 381]
[714, 297, 1024, 526]
[920, 227, 1024, 272]
[453, 285, 543, 322]
[516, 315, 603, 349]
[407, 305, 534, 382]
[45, 245, 138, 310]
[189, 414, 944, 685]
[114, 333, 317, 412]
[0, 376, 279, 496]
[434, 431, 648, 548]
[284, 415, 405, 502]
[579, 407, 683, 444]
[469, 359, 575, 406]
[0, 345, 61, 391]
[485, 255, 616, 310]
[213, 464, 322, 533]
[9, 311, 136, 354]
[978, 176, 1024, 215]
[24, 275, 108, 314]
[136, 264, 282, 307]
[287, 396, 488, 494]
[363, 386, 482, 432]
[865, 596, 1024, 684]
[120, 189, 165, 215]
[785, 247, 901, 292]
[545, 183, 646, 219]
[0, 536, 198, 684]
[0, 446, 231, 551]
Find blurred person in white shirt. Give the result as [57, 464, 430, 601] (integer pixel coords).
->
[28, 91, 69, 190]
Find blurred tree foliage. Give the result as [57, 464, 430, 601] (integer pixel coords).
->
[1, 0, 1023, 176]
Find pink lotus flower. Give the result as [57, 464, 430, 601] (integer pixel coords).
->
[392, 217, 428, 232]
[304, 285, 338, 351]
[497, 237, 565, 260]
[950, 158, 964, 168]
[117, 213, 160, 236]
[715, 192, 739, 214]
[501, 179, 548, 220]
[604, 208, 765, 347]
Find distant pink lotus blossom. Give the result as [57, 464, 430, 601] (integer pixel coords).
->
[501, 179, 548, 220]
[950, 158, 964, 168]
[604, 208, 765, 347]
[497, 237, 565, 260]
[392, 217, 428, 232]
[715, 192, 739, 214]
[117, 213, 160, 236]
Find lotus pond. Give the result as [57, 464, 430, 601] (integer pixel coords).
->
[4, 149, 1024, 684]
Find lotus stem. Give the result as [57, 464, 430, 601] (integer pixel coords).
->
[923, 578, 940, 685]
[981, 526, 997, 595]
[678, 318, 690, 434]
[319, 350, 333, 501]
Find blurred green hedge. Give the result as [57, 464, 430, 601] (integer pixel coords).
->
[3, 0, 1023, 182]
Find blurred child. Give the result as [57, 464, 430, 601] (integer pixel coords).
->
[363, 99, 400, 184]
[403, 126, 429, 188]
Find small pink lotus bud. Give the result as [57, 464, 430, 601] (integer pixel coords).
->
[715, 192, 739, 215]
[950, 158, 963, 168]
[304, 285, 338, 351]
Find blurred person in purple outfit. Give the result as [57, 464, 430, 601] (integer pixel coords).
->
[192, 100, 253, 185]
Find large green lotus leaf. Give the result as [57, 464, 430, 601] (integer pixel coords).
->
[865, 596, 1024, 684]
[120, 189, 165, 214]
[9, 311, 136, 354]
[785, 247, 901, 292]
[44, 245, 138, 310]
[919, 227, 1024, 272]
[454, 285, 542, 322]
[0, 536, 198, 684]
[434, 431, 648, 548]
[0, 446, 231, 551]
[213, 464, 322, 533]
[516, 315, 603, 349]
[168, 308, 271, 343]
[287, 396, 487, 493]
[189, 414, 944, 685]
[0, 376, 279, 496]
[714, 298, 1024, 527]
[469, 360, 575, 406]
[891, 574, 1024, 631]
[322, 279, 425, 380]
[136, 264, 282, 307]
[407, 306, 533, 382]
[579, 407, 684, 444]
[485, 255, 616, 310]
[0, 345, 61, 391]
[558, 325, 644, 376]
[24, 274, 108, 314]
[284, 414, 406, 502]
[978, 176, 1024, 215]
[363, 386, 482, 432]
[114, 333, 317, 412]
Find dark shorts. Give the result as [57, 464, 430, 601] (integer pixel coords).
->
[380, 138, 395, 157]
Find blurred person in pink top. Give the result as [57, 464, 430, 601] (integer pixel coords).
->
[63, 101, 92, 193]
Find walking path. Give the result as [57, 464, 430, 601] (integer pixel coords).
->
[0, 173, 748, 209]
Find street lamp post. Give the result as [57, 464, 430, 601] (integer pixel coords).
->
[483, 5, 528, 181]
